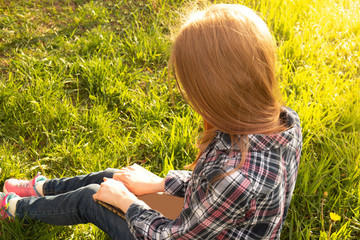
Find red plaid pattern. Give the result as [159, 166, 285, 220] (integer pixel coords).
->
[126, 107, 302, 240]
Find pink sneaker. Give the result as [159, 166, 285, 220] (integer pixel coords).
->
[0, 192, 19, 220]
[3, 173, 46, 197]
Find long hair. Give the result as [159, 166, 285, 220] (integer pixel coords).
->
[170, 4, 287, 173]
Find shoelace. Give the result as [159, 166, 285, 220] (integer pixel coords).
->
[17, 172, 42, 188]
[17, 180, 31, 188]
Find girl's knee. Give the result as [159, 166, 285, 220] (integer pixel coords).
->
[103, 168, 118, 177]
[82, 184, 100, 196]
[77, 184, 100, 211]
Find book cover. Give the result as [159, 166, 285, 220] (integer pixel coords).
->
[97, 192, 184, 220]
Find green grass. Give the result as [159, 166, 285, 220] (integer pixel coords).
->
[0, 0, 359, 239]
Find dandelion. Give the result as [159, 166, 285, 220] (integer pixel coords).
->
[330, 212, 341, 222]
[328, 212, 341, 239]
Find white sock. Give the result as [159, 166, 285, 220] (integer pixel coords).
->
[35, 181, 45, 197]
[7, 197, 20, 217]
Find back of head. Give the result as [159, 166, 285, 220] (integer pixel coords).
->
[170, 4, 284, 135]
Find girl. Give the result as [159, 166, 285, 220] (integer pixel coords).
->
[1, 4, 302, 240]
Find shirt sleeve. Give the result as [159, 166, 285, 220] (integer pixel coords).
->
[164, 170, 192, 197]
[125, 167, 255, 240]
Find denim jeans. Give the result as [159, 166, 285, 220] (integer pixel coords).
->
[15, 168, 136, 240]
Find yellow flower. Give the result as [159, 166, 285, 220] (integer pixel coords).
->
[330, 212, 341, 222]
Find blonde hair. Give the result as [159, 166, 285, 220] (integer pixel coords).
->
[170, 4, 287, 171]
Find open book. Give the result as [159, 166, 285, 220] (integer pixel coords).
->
[96, 192, 184, 220]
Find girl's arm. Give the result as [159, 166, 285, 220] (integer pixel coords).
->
[113, 164, 192, 198]
[163, 170, 192, 197]
[125, 168, 252, 239]
[113, 164, 165, 196]
[92, 177, 138, 214]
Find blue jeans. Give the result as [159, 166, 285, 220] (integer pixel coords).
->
[15, 168, 136, 240]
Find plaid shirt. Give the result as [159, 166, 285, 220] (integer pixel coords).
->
[126, 107, 302, 239]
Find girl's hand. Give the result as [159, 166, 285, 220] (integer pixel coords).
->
[93, 177, 138, 213]
[113, 164, 165, 196]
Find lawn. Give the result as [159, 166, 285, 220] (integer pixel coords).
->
[0, 0, 359, 239]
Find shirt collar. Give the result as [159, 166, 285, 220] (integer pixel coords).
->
[214, 107, 301, 152]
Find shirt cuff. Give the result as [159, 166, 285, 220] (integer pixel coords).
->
[164, 170, 192, 196]
[125, 199, 151, 221]
[125, 198, 167, 238]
